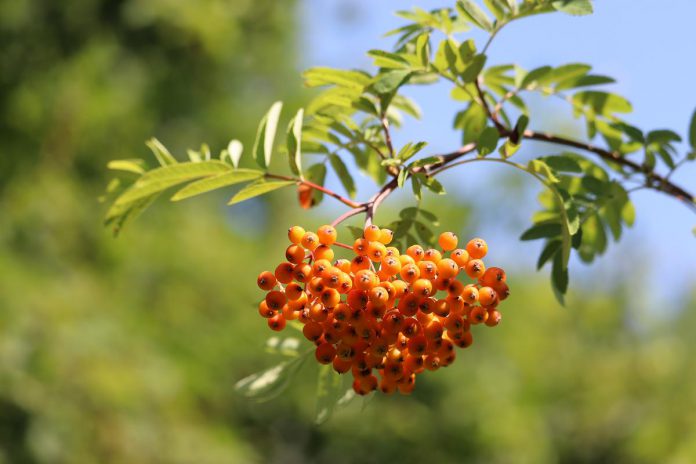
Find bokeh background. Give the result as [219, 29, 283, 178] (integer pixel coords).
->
[1, 1, 695, 463]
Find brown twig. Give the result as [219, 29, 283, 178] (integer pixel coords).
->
[266, 174, 361, 209]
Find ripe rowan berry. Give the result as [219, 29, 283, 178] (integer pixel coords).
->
[317, 224, 337, 245]
[450, 248, 470, 267]
[335, 259, 351, 273]
[265, 290, 286, 311]
[309, 302, 330, 322]
[423, 248, 442, 263]
[333, 357, 352, 374]
[400, 263, 420, 283]
[274, 262, 295, 284]
[466, 238, 488, 259]
[364, 224, 381, 241]
[485, 309, 502, 327]
[285, 282, 304, 301]
[469, 306, 488, 325]
[378, 228, 394, 244]
[465, 259, 485, 280]
[315, 342, 336, 364]
[314, 244, 334, 261]
[258, 300, 274, 318]
[353, 238, 369, 255]
[367, 241, 387, 262]
[397, 293, 420, 317]
[285, 244, 306, 264]
[257, 271, 277, 291]
[406, 245, 425, 262]
[437, 258, 458, 279]
[433, 298, 450, 317]
[320, 288, 341, 308]
[412, 278, 433, 297]
[478, 286, 498, 307]
[287, 226, 305, 244]
[301, 231, 320, 250]
[438, 232, 458, 251]
[462, 284, 479, 304]
[303, 321, 324, 342]
[418, 261, 438, 280]
[381, 256, 401, 276]
[268, 314, 286, 331]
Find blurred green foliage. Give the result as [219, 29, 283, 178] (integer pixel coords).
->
[1, 1, 696, 463]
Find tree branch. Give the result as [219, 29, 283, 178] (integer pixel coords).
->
[266, 174, 361, 209]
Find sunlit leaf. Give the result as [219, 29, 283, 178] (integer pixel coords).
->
[227, 179, 295, 205]
[171, 169, 263, 201]
[253, 101, 284, 169]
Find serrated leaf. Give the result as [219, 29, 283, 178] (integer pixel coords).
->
[461, 54, 487, 83]
[423, 176, 446, 195]
[572, 91, 632, 116]
[253, 101, 283, 169]
[457, 0, 493, 31]
[146, 138, 177, 166]
[456, 103, 487, 144]
[477, 126, 500, 156]
[329, 154, 356, 198]
[537, 240, 562, 269]
[411, 175, 422, 200]
[234, 354, 309, 402]
[368, 49, 410, 69]
[170, 169, 264, 201]
[520, 222, 562, 240]
[398, 141, 428, 161]
[372, 70, 413, 95]
[227, 179, 295, 205]
[228, 140, 243, 168]
[286, 109, 304, 176]
[306, 163, 328, 204]
[107, 159, 146, 174]
[552, 0, 593, 16]
[303, 67, 371, 90]
[543, 154, 582, 173]
[520, 66, 553, 89]
[689, 108, 696, 149]
[528, 159, 560, 183]
[115, 161, 232, 205]
[551, 252, 569, 304]
[315, 364, 347, 425]
[555, 74, 615, 91]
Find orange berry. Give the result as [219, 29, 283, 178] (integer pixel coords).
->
[307, 277, 325, 296]
[378, 228, 394, 244]
[364, 224, 381, 241]
[265, 290, 286, 311]
[380, 377, 398, 394]
[397, 293, 420, 317]
[367, 241, 387, 262]
[338, 272, 353, 294]
[424, 355, 440, 371]
[492, 281, 510, 301]
[287, 292, 308, 310]
[317, 224, 337, 245]
[465, 259, 485, 279]
[392, 280, 409, 299]
[303, 321, 324, 341]
[469, 306, 488, 325]
[453, 331, 473, 349]
[353, 238, 369, 256]
[406, 245, 425, 262]
[438, 232, 458, 251]
[480, 267, 506, 286]
[285, 244, 305, 264]
[292, 263, 313, 283]
[399, 263, 420, 283]
[274, 262, 295, 284]
[258, 300, 274, 318]
[301, 231, 320, 250]
[257, 271, 277, 291]
[418, 261, 438, 280]
[285, 282, 304, 301]
[368, 286, 389, 307]
[397, 374, 416, 395]
[335, 259, 351, 273]
[322, 267, 342, 289]
[450, 248, 470, 267]
[315, 343, 337, 364]
[485, 309, 502, 327]
[320, 288, 341, 308]
[333, 357, 352, 374]
[347, 290, 368, 310]
[309, 302, 330, 322]
[314, 244, 334, 261]
[423, 248, 442, 262]
[268, 314, 286, 331]
[412, 278, 433, 297]
[424, 320, 444, 340]
[437, 258, 458, 279]
[407, 335, 428, 357]
[385, 246, 400, 257]
[354, 269, 378, 291]
[466, 238, 488, 259]
[478, 287, 498, 307]
[446, 279, 464, 297]
[381, 256, 402, 276]
[432, 298, 450, 317]
[350, 255, 371, 274]
[312, 259, 332, 277]
[287, 226, 305, 244]
[462, 284, 479, 304]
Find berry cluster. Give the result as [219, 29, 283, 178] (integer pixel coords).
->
[256, 224, 509, 395]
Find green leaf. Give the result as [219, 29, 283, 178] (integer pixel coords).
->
[170, 169, 264, 201]
[411, 175, 422, 200]
[551, 63, 591, 84]
[234, 354, 309, 402]
[372, 70, 413, 96]
[303, 67, 371, 90]
[227, 179, 295, 205]
[265, 336, 302, 357]
[329, 154, 356, 198]
[227, 140, 244, 168]
[107, 159, 146, 174]
[461, 54, 487, 83]
[457, 0, 493, 31]
[416, 33, 431, 67]
[315, 365, 348, 425]
[555, 75, 615, 91]
[477, 126, 500, 156]
[146, 138, 177, 166]
[537, 240, 562, 269]
[520, 222, 562, 241]
[458, 39, 477, 64]
[368, 49, 411, 69]
[551, 252, 569, 305]
[689, 108, 696, 149]
[423, 176, 446, 195]
[306, 163, 328, 204]
[455, 103, 487, 144]
[520, 66, 553, 89]
[286, 109, 304, 176]
[253, 101, 284, 169]
[552, 0, 593, 16]
[543, 154, 582, 173]
[397, 168, 408, 188]
[484, 0, 507, 20]
[528, 159, 560, 183]
[398, 141, 428, 161]
[115, 161, 232, 205]
[572, 91, 632, 116]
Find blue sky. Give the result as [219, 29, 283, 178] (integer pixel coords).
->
[298, 0, 696, 308]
